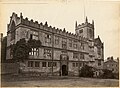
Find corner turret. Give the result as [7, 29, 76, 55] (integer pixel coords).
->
[75, 21, 77, 29]
[85, 16, 88, 23]
[92, 20, 94, 25]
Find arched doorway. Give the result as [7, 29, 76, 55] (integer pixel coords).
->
[62, 65, 68, 76]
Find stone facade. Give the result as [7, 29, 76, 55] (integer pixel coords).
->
[6, 12, 104, 76]
[104, 57, 119, 73]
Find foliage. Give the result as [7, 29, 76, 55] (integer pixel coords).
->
[79, 65, 94, 77]
[1, 36, 7, 62]
[100, 69, 116, 79]
[27, 39, 41, 48]
[11, 38, 31, 62]
[11, 38, 42, 62]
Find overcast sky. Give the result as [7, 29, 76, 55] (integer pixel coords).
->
[0, 0, 120, 60]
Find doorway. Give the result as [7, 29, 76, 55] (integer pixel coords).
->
[62, 65, 68, 76]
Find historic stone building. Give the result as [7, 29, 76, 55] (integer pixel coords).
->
[6, 12, 104, 76]
[104, 57, 119, 74]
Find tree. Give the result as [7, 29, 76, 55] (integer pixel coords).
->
[100, 69, 115, 79]
[1, 36, 7, 62]
[11, 38, 42, 62]
[27, 39, 41, 48]
[79, 65, 94, 77]
[11, 38, 31, 62]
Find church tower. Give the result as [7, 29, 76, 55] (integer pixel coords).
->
[75, 17, 94, 40]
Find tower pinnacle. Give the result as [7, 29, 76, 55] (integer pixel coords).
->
[20, 12, 23, 19]
[75, 21, 77, 29]
[92, 20, 94, 25]
[85, 16, 88, 23]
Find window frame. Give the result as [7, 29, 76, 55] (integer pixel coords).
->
[35, 61, 40, 67]
[42, 62, 47, 67]
[28, 61, 34, 67]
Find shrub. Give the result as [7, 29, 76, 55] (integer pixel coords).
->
[79, 65, 94, 77]
[100, 69, 116, 79]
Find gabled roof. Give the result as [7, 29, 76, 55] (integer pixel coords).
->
[95, 36, 101, 43]
[94, 36, 103, 46]
[104, 59, 118, 64]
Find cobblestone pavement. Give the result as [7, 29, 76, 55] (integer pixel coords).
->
[1, 74, 119, 87]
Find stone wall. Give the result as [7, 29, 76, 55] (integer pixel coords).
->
[1, 63, 19, 74]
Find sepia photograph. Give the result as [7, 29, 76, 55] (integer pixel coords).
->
[0, 0, 119, 87]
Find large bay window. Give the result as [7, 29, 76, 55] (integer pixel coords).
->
[29, 48, 39, 56]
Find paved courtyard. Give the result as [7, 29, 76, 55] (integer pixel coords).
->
[1, 75, 119, 87]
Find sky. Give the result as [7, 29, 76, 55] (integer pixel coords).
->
[0, 0, 120, 60]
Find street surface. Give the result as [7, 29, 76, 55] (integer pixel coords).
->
[1, 75, 119, 87]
